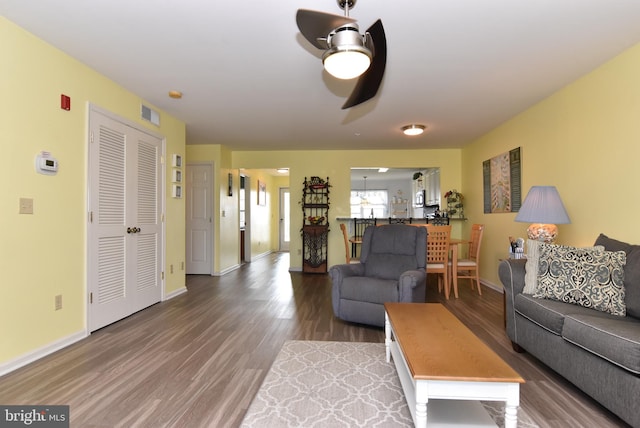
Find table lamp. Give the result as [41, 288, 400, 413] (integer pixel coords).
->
[515, 186, 571, 243]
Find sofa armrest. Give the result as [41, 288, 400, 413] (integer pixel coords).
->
[329, 264, 366, 315]
[329, 263, 365, 284]
[398, 269, 427, 302]
[498, 259, 527, 343]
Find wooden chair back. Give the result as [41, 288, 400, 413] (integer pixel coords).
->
[353, 218, 376, 239]
[467, 224, 484, 263]
[425, 224, 452, 298]
[425, 225, 451, 265]
[340, 223, 353, 264]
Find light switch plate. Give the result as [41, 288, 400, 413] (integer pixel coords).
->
[19, 198, 33, 214]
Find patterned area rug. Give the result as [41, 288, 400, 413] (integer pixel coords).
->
[241, 341, 539, 428]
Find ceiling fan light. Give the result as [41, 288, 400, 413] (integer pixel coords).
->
[323, 49, 371, 79]
[323, 25, 372, 79]
[401, 124, 426, 136]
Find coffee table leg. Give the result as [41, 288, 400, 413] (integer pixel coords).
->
[415, 383, 428, 428]
[384, 311, 391, 362]
[504, 403, 518, 428]
[504, 385, 519, 428]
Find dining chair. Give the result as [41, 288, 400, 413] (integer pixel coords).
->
[340, 223, 359, 264]
[449, 224, 484, 296]
[419, 224, 452, 299]
[350, 218, 376, 258]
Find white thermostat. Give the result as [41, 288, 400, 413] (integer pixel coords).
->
[35, 151, 59, 175]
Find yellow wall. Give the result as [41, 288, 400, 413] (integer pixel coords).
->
[462, 41, 640, 286]
[233, 149, 462, 270]
[1, 18, 186, 364]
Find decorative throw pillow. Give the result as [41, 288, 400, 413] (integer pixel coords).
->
[533, 243, 627, 316]
[523, 240, 604, 294]
[594, 234, 640, 319]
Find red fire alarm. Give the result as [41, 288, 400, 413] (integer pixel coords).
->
[61, 94, 71, 111]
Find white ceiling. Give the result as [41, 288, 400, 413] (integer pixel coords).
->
[4, 0, 640, 151]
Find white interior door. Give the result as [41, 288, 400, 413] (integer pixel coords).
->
[279, 187, 290, 251]
[186, 163, 213, 274]
[87, 107, 163, 332]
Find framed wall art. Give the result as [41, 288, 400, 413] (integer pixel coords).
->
[257, 180, 266, 206]
[483, 147, 522, 213]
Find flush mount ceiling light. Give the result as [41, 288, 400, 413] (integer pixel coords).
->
[276, 168, 289, 173]
[401, 124, 426, 136]
[168, 90, 183, 99]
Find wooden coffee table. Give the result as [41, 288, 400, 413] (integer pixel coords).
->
[384, 303, 524, 428]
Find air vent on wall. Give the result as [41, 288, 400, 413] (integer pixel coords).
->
[141, 104, 160, 126]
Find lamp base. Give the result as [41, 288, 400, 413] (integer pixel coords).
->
[527, 223, 558, 243]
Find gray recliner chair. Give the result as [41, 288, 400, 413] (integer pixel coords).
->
[329, 224, 427, 327]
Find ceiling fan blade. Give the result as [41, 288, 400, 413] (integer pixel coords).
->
[296, 9, 357, 49]
[342, 19, 386, 109]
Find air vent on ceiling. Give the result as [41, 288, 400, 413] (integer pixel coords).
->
[141, 104, 160, 126]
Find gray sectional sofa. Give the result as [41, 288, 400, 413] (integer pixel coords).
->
[499, 234, 640, 427]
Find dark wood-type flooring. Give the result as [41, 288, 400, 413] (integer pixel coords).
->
[0, 253, 630, 427]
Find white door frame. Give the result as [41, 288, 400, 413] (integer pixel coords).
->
[243, 174, 252, 262]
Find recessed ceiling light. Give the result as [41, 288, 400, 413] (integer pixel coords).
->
[401, 124, 426, 136]
[378, 168, 389, 173]
[168, 90, 183, 99]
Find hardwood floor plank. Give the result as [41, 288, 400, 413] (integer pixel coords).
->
[0, 253, 630, 427]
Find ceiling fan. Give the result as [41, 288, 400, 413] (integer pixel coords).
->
[296, 0, 387, 109]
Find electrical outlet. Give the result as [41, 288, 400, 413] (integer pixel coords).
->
[170, 264, 174, 274]
[55, 295, 62, 311]
[19, 198, 34, 214]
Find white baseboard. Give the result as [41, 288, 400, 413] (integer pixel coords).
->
[214, 263, 241, 276]
[480, 278, 503, 293]
[0, 330, 87, 377]
[251, 250, 273, 262]
[164, 286, 187, 301]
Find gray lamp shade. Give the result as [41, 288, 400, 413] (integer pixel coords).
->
[515, 186, 571, 224]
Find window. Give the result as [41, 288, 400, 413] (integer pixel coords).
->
[350, 190, 388, 218]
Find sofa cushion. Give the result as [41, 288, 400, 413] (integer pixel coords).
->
[533, 243, 627, 316]
[340, 276, 398, 304]
[562, 313, 640, 374]
[594, 233, 640, 319]
[515, 293, 600, 335]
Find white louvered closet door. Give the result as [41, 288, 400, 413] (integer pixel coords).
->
[88, 109, 162, 332]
